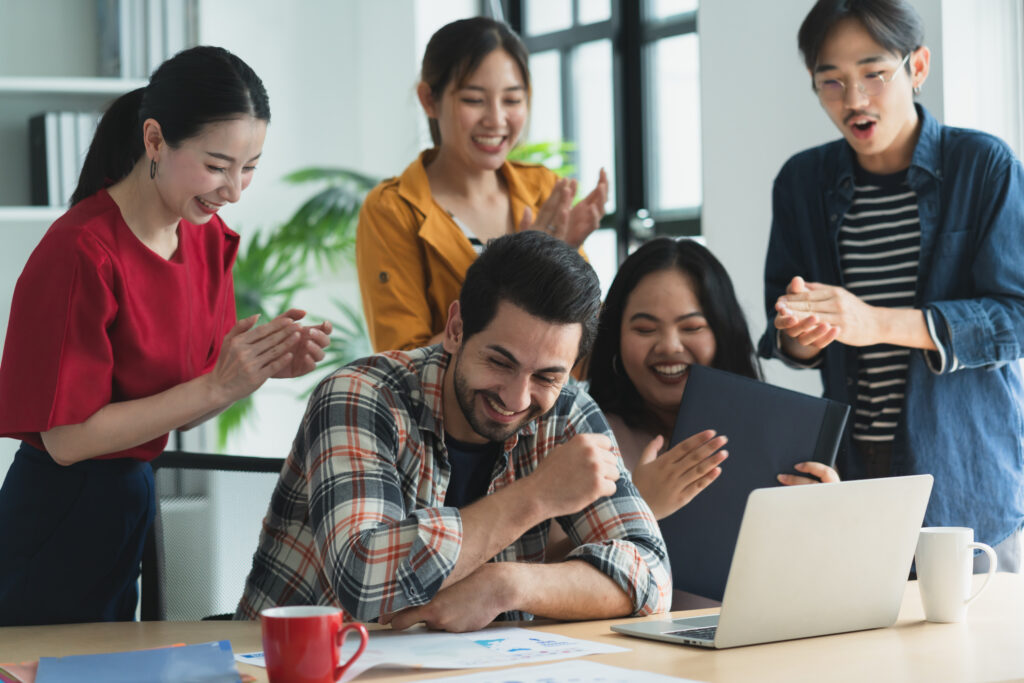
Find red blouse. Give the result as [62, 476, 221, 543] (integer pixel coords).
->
[0, 189, 238, 461]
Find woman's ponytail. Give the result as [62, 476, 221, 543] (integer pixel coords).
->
[70, 87, 145, 206]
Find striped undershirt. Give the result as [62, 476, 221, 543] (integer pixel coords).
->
[838, 166, 921, 443]
[449, 213, 486, 254]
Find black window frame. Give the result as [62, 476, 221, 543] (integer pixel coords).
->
[504, 0, 701, 263]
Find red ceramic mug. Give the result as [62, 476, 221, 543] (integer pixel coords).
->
[260, 606, 369, 683]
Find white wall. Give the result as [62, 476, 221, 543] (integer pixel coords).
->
[941, 0, 1024, 157]
[699, 0, 944, 397]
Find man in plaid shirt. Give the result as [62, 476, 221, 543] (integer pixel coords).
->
[237, 231, 672, 631]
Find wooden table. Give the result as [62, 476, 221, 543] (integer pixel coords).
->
[2, 574, 1022, 682]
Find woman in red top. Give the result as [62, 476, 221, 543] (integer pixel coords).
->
[0, 46, 330, 626]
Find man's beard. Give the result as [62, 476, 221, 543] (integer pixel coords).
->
[451, 350, 541, 443]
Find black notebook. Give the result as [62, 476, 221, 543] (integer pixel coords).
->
[659, 364, 850, 601]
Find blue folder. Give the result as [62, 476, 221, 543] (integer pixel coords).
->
[660, 364, 849, 602]
[35, 640, 240, 683]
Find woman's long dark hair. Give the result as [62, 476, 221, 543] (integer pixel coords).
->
[588, 238, 762, 429]
[420, 17, 531, 147]
[71, 45, 270, 206]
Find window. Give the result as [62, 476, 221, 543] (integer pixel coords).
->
[506, 0, 702, 269]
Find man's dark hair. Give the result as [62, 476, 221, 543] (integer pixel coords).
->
[459, 231, 601, 360]
[798, 0, 923, 78]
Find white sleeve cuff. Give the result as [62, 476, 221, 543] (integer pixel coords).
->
[923, 308, 958, 374]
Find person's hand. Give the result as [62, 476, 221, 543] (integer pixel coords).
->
[381, 563, 511, 632]
[774, 276, 841, 353]
[268, 309, 333, 378]
[631, 431, 728, 520]
[207, 314, 300, 404]
[520, 177, 574, 241]
[776, 276, 884, 348]
[564, 168, 608, 248]
[526, 434, 620, 519]
[520, 169, 608, 248]
[777, 461, 840, 486]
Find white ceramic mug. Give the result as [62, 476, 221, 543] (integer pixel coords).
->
[915, 527, 997, 623]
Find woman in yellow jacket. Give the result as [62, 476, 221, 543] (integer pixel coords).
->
[356, 17, 608, 352]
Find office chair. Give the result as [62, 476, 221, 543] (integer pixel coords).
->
[140, 450, 286, 621]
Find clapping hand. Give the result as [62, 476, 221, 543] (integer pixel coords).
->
[269, 309, 332, 378]
[520, 168, 608, 248]
[209, 309, 332, 404]
[775, 276, 882, 349]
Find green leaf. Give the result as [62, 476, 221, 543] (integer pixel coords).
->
[217, 395, 255, 449]
[230, 229, 309, 320]
[283, 167, 380, 187]
[509, 141, 576, 177]
[272, 169, 377, 273]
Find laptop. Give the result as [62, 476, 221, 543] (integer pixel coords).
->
[662, 364, 849, 601]
[612, 474, 933, 648]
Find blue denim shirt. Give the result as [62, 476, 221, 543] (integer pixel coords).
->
[758, 105, 1024, 547]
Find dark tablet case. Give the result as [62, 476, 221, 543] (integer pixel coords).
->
[659, 364, 850, 601]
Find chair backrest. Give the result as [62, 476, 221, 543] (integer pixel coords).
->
[141, 451, 285, 621]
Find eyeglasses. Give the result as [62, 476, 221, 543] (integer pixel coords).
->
[814, 53, 911, 102]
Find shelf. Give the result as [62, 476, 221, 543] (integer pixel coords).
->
[0, 206, 64, 223]
[0, 76, 147, 96]
[0, 78, 144, 208]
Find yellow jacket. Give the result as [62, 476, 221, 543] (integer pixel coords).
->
[356, 150, 559, 352]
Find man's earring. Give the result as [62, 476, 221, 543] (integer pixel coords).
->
[149, 159, 157, 179]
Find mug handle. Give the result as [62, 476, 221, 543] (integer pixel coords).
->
[334, 622, 369, 681]
[331, 622, 368, 679]
[964, 542, 998, 607]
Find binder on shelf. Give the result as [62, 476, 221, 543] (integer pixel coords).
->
[162, 0, 195, 58]
[123, 0, 148, 79]
[97, 0, 122, 77]
[28, 113, 61, 207]
[659, 364, 850, 602]
[146, 0, 164, 75]
[76, 111, 100, 177]
[96, 0, 199, 79]
[28, 111, 101, 208]
[57, 112, 79, 206]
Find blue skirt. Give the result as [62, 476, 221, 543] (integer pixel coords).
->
[0, 441, 155, 626]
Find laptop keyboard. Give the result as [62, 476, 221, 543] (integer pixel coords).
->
[666, 625, 718, 640]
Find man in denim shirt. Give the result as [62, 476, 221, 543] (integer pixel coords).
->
[759, 0, 1024, 570]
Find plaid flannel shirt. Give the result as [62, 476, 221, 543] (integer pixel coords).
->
[236, 344, 671, 622]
